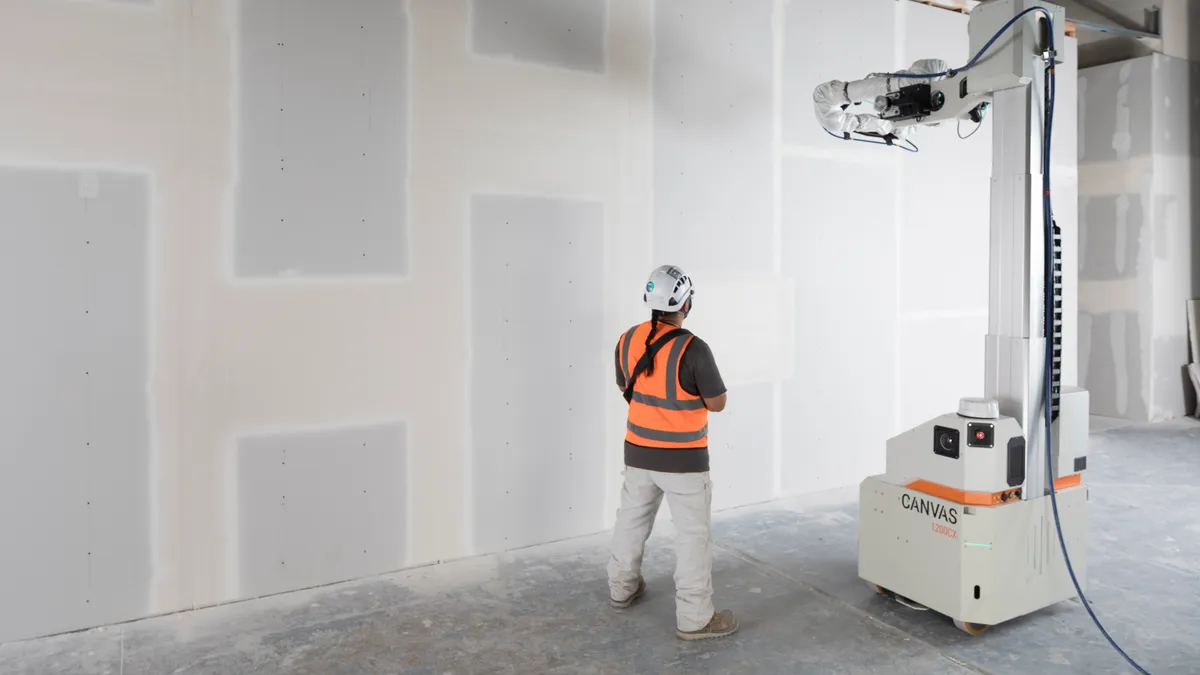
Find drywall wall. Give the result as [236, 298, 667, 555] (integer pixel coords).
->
[1078, 53, 1199, 421]
[0, 0, 1078, 642]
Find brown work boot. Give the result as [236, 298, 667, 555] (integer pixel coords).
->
[676, 609, 739, 640]
[609, 578, 646, 609]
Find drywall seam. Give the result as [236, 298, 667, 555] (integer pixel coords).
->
[0, 160, 164, 620]
[603, 0, 654, 526]
[464, 0, 610, 77]
[1139, 165, 1154, 418]
[1115, 195, 1130, 275]
[222, 417, 411, 600]
[223, 0, 414, 286]
[1113, 61, 1132, 160]
[1112, 312, 1130, 413]
[462, 193, 475, 555]
[402, 421, 414, 568]
[401, 0, 415, 284]
[143, 169, 165, 616]
[222, 430, 239, 600]
[647, 0, 656, 264]
[1078, 73, 1088, 162]
[72, 0, 159, 10]
[771, 0, 784, 499]
[470, 187, 609, 207]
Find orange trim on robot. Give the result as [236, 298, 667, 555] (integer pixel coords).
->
[905, 480, 1018, 506]
[1054, 473, 1082, 490]
[906, 474, 1084, 506]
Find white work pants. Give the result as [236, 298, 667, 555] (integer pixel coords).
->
[607, 467, 714, 632]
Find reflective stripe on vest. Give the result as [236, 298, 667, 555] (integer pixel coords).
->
[626, 421, 709, 443]
[619, 321, 708, 449]
[629, 391, 707, 411]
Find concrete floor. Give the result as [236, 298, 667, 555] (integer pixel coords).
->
[2, 417, 1197, 675]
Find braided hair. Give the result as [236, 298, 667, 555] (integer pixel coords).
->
[643, 310, 665, 376]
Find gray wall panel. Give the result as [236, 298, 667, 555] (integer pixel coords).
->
[1080, 194, 1144, 280]
[1078, 57, 1153, 164]
[235, 0, 409, 278]
[1081, 311, 1147, 420]
[469, 194, 606, 554]
[653, 0, 773, 278]
[0, 168, 151, 643]
[237, 422, 407, 599]
[470, 0, 606, 73]
[1150, 54, 1198, 157]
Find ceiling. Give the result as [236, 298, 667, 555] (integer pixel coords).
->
[1056, 0, 1163, 66]
[920, 0, 1165, 67]
[1057, 0, 1160, 39]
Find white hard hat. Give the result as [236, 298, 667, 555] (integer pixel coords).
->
[643, 265, 694, 313]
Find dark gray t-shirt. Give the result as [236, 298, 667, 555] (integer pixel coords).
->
[614, 333, 726, 473]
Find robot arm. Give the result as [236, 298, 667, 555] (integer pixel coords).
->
[814, 58, 991, 143]
[813, 59, 948, 139]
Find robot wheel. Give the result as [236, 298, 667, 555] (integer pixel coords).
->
[953, 619, 990, 636]
[866, 581, 891, 597]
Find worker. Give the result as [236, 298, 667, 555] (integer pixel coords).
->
[606, 264, 738, 641]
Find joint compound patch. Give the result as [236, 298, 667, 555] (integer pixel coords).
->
[1113, 62, 1133, 159]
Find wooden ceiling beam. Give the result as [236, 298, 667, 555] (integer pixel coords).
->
[907, 0, 1077, 37]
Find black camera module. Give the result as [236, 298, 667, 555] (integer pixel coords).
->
[933, 425, 960, 459]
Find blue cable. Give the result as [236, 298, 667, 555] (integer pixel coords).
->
[1037, 17, 1153, 675]
[891, 6, 1054, 79]
[828, 7, 1055, 149]
[932, 7, 1157, 673]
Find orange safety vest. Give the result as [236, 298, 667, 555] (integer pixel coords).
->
[618, 321, 709, 449]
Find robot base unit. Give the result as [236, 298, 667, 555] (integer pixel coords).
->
[858, 392, 1089, 635]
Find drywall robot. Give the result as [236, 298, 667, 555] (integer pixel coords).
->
[814, 0, 1091, 636]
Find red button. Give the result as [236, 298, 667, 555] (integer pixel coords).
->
[975, 430, 986, 440]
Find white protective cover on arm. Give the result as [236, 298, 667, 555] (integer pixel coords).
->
[813, 59, 948, 137]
